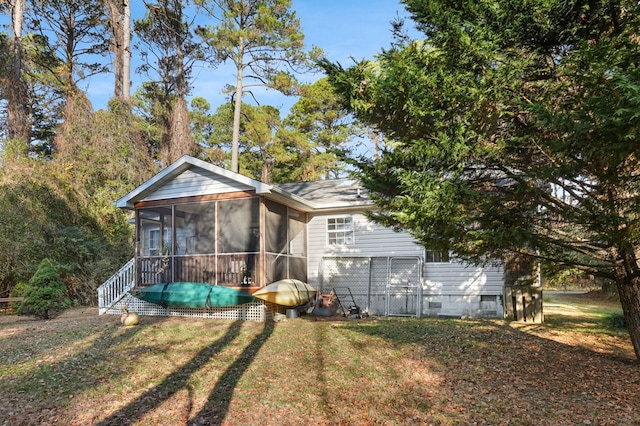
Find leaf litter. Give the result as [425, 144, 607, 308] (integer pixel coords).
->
[0, 293, 638, 425]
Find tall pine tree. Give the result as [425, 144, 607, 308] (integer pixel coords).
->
[195, 0, 319, 172]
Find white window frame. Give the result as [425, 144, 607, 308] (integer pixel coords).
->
[147, 228, 171, 256]
[148, 229, 160, 256]
[327, 216, 355, 246]
[425, 249, 450, 263]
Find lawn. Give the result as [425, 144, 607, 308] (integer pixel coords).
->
[1, 293, 638, 425]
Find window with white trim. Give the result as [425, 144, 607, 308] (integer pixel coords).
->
[148, 229, 160, 255]
[425, 249, 450, 263]
[327, 217, 354, 245]
[147, 228, 171, 256]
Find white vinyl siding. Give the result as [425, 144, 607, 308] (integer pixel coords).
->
[307, 212, 424, 286]
[421, 263, 505, 318]
[307, 212, 504, 318]
[422, 263, 504, 296]
[143, 227, 172, 256]
[148, 229, 160, 255]
[142, 169, 254, 202]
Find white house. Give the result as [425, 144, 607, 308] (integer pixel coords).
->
[98, 155, 506, 321]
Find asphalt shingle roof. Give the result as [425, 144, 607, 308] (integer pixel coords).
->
[276, 178, 371, 207]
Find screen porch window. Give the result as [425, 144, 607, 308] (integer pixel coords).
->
[136, 197, 306, 287]
[327, 217, 354, 245]
[138, 205, 173, 258]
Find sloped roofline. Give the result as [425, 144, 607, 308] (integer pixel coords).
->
[115, 155, 278, 209]
[115, 155, 372, 212]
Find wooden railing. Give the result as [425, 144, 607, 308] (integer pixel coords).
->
[99, 252, 309, 312]
[97, 257, 135, 315]
[137, 253, 259, 287]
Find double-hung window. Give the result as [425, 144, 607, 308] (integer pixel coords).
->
[327, 217, 354, 245]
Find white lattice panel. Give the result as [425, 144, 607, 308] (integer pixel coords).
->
[102, 294, 268, 321]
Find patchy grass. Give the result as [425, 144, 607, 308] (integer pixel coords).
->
[0, 295, 638, 425]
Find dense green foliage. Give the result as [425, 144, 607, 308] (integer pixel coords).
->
[0, 99, 156, 303]
[18, 258, 71, 319]
[323, 0, 640, 359]
[27, 0, 109, 92]
[283, 78, 363, 180]
[191, 91, 357, 182]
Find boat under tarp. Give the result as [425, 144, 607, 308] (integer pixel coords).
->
[252, 279, 317, 306]
[131, 282, 255, 308]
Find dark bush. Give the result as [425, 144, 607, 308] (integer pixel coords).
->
[604, 312, 627, 330]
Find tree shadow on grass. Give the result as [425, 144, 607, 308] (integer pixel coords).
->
[340, 317, 640, 424]
[96, 319, 274, 426]
[0, 312, 170, 425]
[188, 320, 274, 425]
[96, 320, 245, 426]
[312, 319, 332, 420]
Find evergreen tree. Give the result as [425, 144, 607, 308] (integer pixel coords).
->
[190, 97, 226, 165]
[105, 0, 132, 101]
[323, 0, 640, 359]
[239, 104, 285, 183]
[134, 0, 203, 166]
[195, 0, 319, 172]
[200, 101, 287, 182]
[19, 258, 71, 320]
[283, 78, 362, 180]
[2, 0, 30, 147]
[27, 0, 110, 100]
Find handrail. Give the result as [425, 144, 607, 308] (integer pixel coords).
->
[98, 257, 135, 315]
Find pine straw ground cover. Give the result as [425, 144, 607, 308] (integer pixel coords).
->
[0, 293, 638, 426]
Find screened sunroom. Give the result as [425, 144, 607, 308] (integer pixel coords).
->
[135, 195, 307, 290]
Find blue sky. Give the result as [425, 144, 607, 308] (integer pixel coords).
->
[296, 0, 413, 64]
[0, 1, 418, 113]
[85, 0, 418, 113]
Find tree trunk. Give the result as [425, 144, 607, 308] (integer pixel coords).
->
[232, 70, 243, 173]
[106, 0, 122, 98]
[122, 0, 131, 101]
[7, 0, 30, 147]
[261, 158, 272, 183]
[616, 274, 640, 361]
[167, 97, 193, 163]
[231, 38, 245, 173]
[164, 29, 192, 165]
[105, 0, 129, 100]
[159, 106, 172, 167]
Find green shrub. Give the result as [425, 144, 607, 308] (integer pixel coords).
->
[18, 259, 71, 319]
[604, 312, 627, 330]
[9, 281, 29, 298]
[8, 281, 29, 310]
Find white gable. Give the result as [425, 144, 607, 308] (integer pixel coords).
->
[141, 168, 254, 202]
[115, 155, 275, 209]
